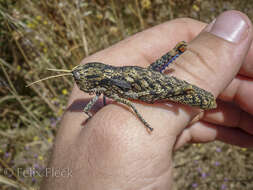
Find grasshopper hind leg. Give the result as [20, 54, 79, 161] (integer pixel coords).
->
[84, 93, 153, 132]
[110, 95, 153, 132]
[148, 41, 187, 72]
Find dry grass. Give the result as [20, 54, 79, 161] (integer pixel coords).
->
[0, 0, 252, 189]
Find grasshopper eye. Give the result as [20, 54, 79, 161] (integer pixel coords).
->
[72, 70, 81, 80]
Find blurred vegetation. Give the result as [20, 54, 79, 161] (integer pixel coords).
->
[0, 0, 252, 189]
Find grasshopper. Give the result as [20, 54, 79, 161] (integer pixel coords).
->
[27, 42, 217, 132]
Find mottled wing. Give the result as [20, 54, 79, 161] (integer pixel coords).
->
[108, 77, 132, 91]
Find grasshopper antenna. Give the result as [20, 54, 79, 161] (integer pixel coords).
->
[47, 68, 72, 72]
[26, 68, 72, 87]
[26, 73, 72, 87]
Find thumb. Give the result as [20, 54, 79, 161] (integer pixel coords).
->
[127, 11, 253, 139]
[164, 11, 253, 134]
[175, 11, 252, 100]
[170, 11, 253, 148]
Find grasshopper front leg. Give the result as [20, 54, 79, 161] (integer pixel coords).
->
[83, 93, 101, 117]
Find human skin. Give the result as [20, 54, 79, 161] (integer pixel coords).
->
[41, 11, 253, 190]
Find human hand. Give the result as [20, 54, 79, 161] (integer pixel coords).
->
[41, 11, 253, 190]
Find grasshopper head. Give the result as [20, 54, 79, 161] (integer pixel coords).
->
[72, 62, 109, 93]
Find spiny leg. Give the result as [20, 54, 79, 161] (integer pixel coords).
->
[148, 41, 187, 72]
[83, 93, 101, 117]
[110, 95, 153, 132]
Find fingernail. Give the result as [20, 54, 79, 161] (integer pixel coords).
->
[205, 12, 249, 43]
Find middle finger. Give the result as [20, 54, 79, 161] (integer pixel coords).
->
[203, 99, 253, 135]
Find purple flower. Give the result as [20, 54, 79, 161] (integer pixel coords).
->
[201, 172, 207, 178]
[215, 161, 220, 166]
[32, 177, 36, 182]
[34, 163, 39, 169]
[216, 147, 221, 152]
[192, 183, 198, 188]
[53, 101, 60, 106]
[4, 152, 10, 158]
[50, 117, 57, 127]
[25, 145, 29, 150]
[221, 183, 227, 190]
